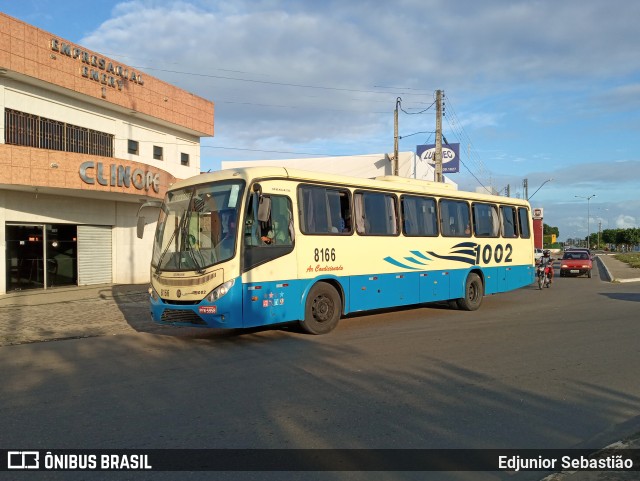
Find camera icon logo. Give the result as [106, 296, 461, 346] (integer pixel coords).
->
[8, 451, 40, 469]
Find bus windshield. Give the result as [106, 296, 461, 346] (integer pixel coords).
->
[152, 180, 245, 273]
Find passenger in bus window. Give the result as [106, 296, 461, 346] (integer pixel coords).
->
[272, 214, 290, 244]
[343, 212, 351, 232]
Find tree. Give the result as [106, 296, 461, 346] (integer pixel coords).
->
[543, 223, 559, 237]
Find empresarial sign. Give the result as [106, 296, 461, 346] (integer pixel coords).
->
[417, 143, 460, 173]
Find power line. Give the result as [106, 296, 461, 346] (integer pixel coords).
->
[442, 95, 493, 187]
[127, 64, 437, 99]
[216, 99, 391, 115]
[102, 55, 493, 171]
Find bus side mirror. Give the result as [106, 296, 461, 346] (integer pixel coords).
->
[136, 201, 162, 239]
[257, 196, 271, 222]
[137, 216, 146, 239]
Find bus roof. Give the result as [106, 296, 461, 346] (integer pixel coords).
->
[170, 166, 530, 206]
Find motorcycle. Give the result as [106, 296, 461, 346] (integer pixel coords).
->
[537, 261, 553, 289]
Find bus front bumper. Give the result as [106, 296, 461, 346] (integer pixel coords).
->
[149, 278, 243, 329]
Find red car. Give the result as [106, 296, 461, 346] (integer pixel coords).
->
[560, 251, 593, 278]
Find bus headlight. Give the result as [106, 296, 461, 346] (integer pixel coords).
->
[206, 279, 235, 302]
[149, 285, 159, 301]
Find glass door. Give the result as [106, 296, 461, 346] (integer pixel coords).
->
[6, 224, 78, 291]
[6, 225, 44, 291]
[46, 224, 78, 287]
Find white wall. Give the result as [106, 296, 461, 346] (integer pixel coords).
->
[113, 202, 155, 284]
[222, 152, 458, 187]
[1, 78, 201, 179]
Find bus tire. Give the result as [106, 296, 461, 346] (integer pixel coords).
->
[456, 273, 484, 311]
[300, 282, 341, 335]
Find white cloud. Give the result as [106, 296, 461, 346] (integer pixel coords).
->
[615, 215, 637, 229]
[75, 0, 640, 238]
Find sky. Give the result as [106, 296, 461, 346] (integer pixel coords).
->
[3, 0, 640, 242]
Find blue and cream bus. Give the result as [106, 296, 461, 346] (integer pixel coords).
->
[139, 167, 535, 334]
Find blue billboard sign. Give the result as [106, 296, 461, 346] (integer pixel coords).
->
[417, 143, 460, 173]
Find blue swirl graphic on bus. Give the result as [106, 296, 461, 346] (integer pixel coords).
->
[426, 242, 479, 265]
[383, 251, 432, 270]
[384, 243, 479, 270]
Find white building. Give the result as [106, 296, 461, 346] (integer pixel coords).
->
[0, 13, 213, 294]
[222, 151, 458, 187]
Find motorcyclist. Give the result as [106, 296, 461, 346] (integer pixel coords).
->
[538, 249, 554, 284]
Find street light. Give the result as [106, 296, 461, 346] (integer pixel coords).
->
[528, 178, 553, 200]
[575, 194, 596, 248]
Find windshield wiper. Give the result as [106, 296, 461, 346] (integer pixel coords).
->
[154, 217, 181, 275]
[155, 190, 195, 274]
[180, 213, 206, 274]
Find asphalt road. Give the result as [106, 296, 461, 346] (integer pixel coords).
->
[1, 263, 639, 481]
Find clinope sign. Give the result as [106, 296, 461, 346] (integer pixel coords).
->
[79, 161, 160, 193]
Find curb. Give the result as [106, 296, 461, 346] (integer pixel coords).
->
[595, 256, 614, 282]
[596, 255, 640, 284]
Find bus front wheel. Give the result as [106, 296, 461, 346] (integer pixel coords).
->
[300, 283, 341, 335]
[456, 273, 484, 311]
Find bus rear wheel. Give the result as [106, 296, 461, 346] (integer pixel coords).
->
[456, 273, 484, 311]
[300, 282, 341, 335]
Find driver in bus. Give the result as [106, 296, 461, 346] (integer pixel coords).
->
[219, 213, 237, 255]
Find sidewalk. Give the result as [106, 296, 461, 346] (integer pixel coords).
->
[594, 253, 640, 283]
[0, 283, 155, 346]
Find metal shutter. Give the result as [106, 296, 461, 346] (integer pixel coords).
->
[77, 225, 113, 285]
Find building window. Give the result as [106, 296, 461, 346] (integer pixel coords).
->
[5, 108, 113, 157]
[66, 124, 89, 153]
[40, 117, 65, 151]
[128, 139, 139, 155]
[153, 145, 163, 160]
[181, 152, 190, 166]
[88, 130, 113, 157]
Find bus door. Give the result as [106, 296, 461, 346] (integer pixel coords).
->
[241, 191, 297, 326]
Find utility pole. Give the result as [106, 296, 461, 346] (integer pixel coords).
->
[598, 221, 602, 250]
[506, 184, 510, 197]
[435, 90, 443, 182]
[393, 97, 400, 176]
[523, 178, 529, 200]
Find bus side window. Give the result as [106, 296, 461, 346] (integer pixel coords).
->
[472, 203, 499, 237]
[501, 205, 518, 238]
[254, 195, 294, 246]
[299, 185, 351, 235]
[355, 191, 397, 235]
[402, 195, 438, 237]
[440, 199, 470, 237]
[270, 196, 294, 245]
[518, 207, 531, 238]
